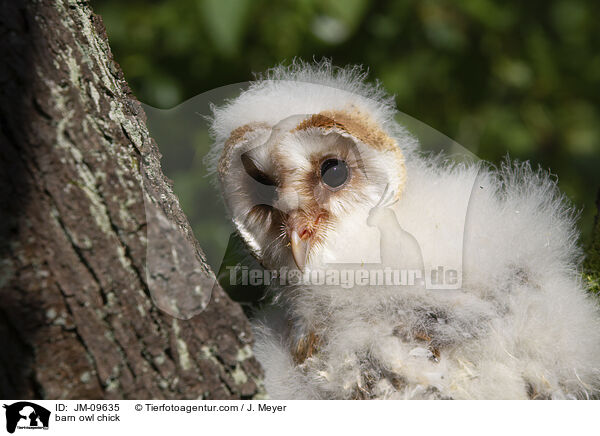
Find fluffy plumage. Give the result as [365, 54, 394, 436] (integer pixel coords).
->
[209, 60, 600, 399]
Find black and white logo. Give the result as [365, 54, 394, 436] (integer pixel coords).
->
[3, 402, 50, 434]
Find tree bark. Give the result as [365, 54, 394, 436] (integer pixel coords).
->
[0, 0, 264, 399]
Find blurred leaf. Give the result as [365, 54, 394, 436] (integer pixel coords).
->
[95, 0, 600, 244]
[311, 15, 349, 44]
[419, 2, 467, 50]
[494, 58, 532, 88]
[322, 0, 368, 29]
[551, 0, 589, 44]
[458, 0, 516, 30]
[198, 0, 251, 57]
[311, 0, 368, 44]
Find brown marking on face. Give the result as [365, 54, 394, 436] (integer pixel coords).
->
[293, 110, 406, 200]
[276, 138, 363, 208]
[293, 110, 397, 153]
[225, 109, 406, 268]
[218, 122, 269, 177]
[286, 207, 330, 242]
[276, 153, 343, 259]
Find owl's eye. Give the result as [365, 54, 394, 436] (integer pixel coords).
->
[320, 158, 349, 189]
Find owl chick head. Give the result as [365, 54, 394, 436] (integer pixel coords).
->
[209, 61, 417, 271]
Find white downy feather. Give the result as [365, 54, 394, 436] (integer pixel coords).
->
[210, 60, 600, 399]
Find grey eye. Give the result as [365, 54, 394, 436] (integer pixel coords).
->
[320, 158, 349, 189]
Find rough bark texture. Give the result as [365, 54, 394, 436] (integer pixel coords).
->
[0, 0, 264, 399]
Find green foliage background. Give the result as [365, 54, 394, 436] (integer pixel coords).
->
[94, 0, 599, 263]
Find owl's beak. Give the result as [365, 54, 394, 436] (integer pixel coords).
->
[287, 210, 327, 270]
[290, 229, 310, 271]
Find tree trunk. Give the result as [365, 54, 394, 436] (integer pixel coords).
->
[0, 0, 264, 399]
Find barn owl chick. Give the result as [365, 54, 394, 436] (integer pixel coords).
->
[209, 60, 600, 399]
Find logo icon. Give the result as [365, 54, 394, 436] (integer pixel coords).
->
[3, 402, 50, 434]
